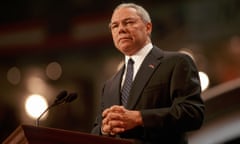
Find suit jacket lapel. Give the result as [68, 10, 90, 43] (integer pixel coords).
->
[126, 46, 164, 109]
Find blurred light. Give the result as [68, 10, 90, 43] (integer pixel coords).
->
[46, 62, 62, 80]
[7, 66, 21, 85]
[27, 76, 47, 93]
[199, 71, 210, 91]
[25, 94, 48, 119]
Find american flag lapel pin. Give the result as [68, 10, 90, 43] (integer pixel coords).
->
[148, 64, 155, 69]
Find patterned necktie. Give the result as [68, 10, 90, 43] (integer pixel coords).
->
[121, 58, 134, 106]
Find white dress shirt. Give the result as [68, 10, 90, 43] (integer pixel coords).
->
[122, 43, 153, 85]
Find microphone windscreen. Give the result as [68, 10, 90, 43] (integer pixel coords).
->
[65, 93, 78, 103]
[54, 90, 68, 103]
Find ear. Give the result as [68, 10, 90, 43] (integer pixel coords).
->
[146, 22, 152, 36]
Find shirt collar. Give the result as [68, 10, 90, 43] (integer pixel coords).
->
[125, 43, 153, 64]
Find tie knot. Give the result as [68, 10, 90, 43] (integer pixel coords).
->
[128, 58, 134, 65]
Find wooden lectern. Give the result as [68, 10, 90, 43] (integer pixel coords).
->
[3, 125, 134, 144]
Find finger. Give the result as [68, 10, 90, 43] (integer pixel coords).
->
[108, 120, 125, 135]
[110, 131, 116, 136]
[108, 119, 125, 128]
[102, 105, 123, 117]
[110, 105, 125, 113]
[102, 124, 111, 134]
[111, 127, 125, 134]
[103, 111, 123, 126]
[102, 108, 111, 117]
[102, 116, 109, 125]
[107, 112, 123, 121]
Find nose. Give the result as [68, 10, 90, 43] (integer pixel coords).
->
[118, 23, 127, 34]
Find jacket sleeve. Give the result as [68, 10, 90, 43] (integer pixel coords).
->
[91, 85, 106, 135]
[141, 53, 205, 132]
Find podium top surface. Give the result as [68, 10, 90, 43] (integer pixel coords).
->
[3, 125, 135, 144]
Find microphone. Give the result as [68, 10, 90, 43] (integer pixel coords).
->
[53, 90, 68, 105]
[65, 93, 78, 103]
[36, 90, 78, 126]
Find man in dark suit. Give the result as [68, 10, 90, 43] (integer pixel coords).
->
[91, 3, 205, 144]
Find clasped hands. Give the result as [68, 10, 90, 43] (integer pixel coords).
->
[101, 105, 143, 136]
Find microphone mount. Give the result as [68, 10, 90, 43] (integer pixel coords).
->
[36, 91, 78, 127]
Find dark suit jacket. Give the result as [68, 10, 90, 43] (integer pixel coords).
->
[91, 46, 205, 144]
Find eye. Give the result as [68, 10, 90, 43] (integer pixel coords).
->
[125, 19, 135, 25]
[110, 23, 118, 30]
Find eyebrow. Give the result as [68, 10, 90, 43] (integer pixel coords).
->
[109, 17, 138, 27]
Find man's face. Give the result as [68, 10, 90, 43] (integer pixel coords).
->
[110, 7, 152, 56]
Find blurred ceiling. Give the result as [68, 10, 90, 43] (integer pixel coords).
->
[0, 1, 238, 46]
[1, 0, 240, 61]
[1, 0, 240, 84]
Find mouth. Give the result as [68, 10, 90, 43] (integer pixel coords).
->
[118, 37, 132, 43]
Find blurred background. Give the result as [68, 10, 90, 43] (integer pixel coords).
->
[0, 0, 240, 143]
